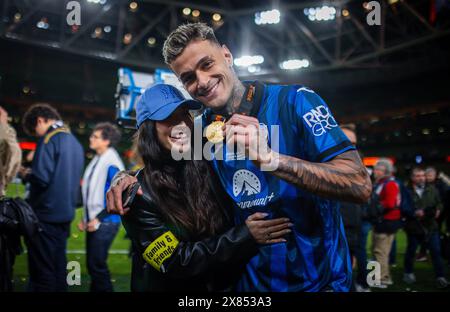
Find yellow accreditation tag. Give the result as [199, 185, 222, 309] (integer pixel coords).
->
[142, 231, 179, 271]
[205, 120, 225, 144]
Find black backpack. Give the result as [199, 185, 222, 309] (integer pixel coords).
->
[394, 178, 415, 218]
[365, 188, 384, 224]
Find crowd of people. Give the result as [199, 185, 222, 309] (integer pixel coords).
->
[0, 23, 449, 292]
[338, 126, 450, 291]
[339, 126, 450, 291]
[0, 104, 126, 291]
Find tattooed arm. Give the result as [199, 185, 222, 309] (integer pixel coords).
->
[268, 149, 371, 204]
[226, 113, 372, 204]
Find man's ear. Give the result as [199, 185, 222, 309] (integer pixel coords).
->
[221, 44, 233, 67]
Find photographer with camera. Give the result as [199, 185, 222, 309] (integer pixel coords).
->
[403, 167, 448, 289]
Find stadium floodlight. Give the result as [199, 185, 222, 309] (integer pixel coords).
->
[147, 37, 156, 46]
[123, 33, 132, 45]
[254, 9, 280, 25]
[280, 59, 310, 70]
[247, 65, 261, 73]
[129, 2, 138, 11]
[234, 55, 264, 67]
[14, 13, 21, 22]
[87, 0, 107, 4]
[304, 6, 336, 21]
[92, 27, 102, 38]
[36, 18, 49, 30]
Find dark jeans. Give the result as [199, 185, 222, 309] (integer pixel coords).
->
[389, 237, 397, 265]
[419, 242, 428, 255]
[26, 221, 70, 292]
[404, 231, 445, 278]
[356, 221, 371, 286]
[86, 222, 119, 292]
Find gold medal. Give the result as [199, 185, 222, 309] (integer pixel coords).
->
[205, 120, 225, 143]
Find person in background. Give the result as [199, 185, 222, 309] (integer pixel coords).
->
[371, 158, 402, 288]
[403, 167, 448, 289]
[339, 124, 369, 292]
[415, 167, 447, 262]
[21, 103, 84, 292]
[426, 167, 449, 233]
[0, 106, 21, 197]
[388, 167, 399, 268]
[78, 122, 125, 292]
[0, 105, 22, 291]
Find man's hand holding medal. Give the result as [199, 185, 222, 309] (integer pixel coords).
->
[205, 113, 278, 170]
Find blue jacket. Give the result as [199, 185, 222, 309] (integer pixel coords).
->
[28, 125, 84, 223]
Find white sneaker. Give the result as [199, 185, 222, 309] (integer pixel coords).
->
[403, 273, 416, 284]
[370, 283, 388, 289]
[436, 277, 449, 289]
[382, 279, 394, 286]
[355, 283, 371, 292]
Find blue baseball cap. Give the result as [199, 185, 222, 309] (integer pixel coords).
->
[136, 84, 202, 128]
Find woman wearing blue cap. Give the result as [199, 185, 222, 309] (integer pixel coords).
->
[119, 84, 292, 291]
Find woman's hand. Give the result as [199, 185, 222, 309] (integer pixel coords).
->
[106, 174, 143, 215]
[87, 218, 101, 232]
[77, 220, 86, 232]
[18, 166, 31, 179]
[245, 212, 292, 244]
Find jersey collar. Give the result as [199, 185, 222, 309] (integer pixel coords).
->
[207, 81, 265, 122]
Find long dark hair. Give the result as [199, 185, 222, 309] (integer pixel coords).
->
[136, 119, 229, 239]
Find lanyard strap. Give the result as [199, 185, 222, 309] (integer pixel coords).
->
[207, 81, 265, 123]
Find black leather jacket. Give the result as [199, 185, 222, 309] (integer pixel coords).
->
[0, 197, 40, 291]
[121, 171, 258, 292]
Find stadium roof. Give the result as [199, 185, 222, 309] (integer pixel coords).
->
[1, 0, 449, 82]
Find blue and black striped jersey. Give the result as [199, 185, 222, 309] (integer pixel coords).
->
[202, 83, 355, 291]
